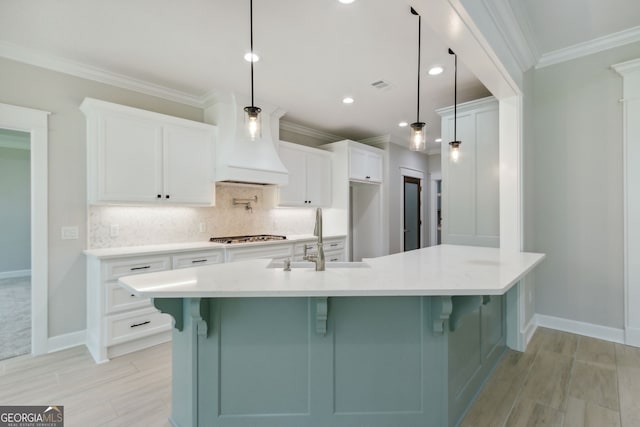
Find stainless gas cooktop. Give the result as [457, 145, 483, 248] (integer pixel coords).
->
[209, 234, 287, 244]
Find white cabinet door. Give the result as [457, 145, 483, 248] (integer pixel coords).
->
[99, 113, 163, 202]
[278, 142, 331, 207]
[163, 125, 214, 204]
[83, 98, 216, 206]
[349, 146, 382, 183]
[278, 143, 307, 206]
[305, 150, 331, 206]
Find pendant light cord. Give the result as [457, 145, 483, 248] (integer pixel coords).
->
[449, 48, 457, 142]
[249, 0, 255, 107]
[416, 12, 421, 122]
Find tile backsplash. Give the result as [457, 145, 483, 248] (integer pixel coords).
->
[88, 184, 317, 248]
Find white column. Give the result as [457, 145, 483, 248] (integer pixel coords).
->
[613, 59, 640, 347]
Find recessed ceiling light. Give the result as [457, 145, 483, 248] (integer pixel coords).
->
[435, 138, 442, 142]
[244, 52, 260, 62]
[398, 121, 408, 127]
[428, 66, 444, 76]
[342, 97, 354, 104]
[338, 0, 355, 3]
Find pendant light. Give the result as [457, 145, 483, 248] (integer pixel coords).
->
[409, 7, 426, 152]
[244, 0, 261, 141]
[448, 48, 461, 162]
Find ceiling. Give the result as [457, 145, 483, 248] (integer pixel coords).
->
[1, 1, 639, 153]
[509, 0, 640, 55]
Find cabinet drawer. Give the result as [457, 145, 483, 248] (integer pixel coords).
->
[294, 238, 345, 255]
[105, 256, 170, 281]
[172, 250, 224, 269]
[225, 244, 294, 263]
[106, 308, 172, 346]
[326, 251, 345, 262]
[105, 282, 151, 314]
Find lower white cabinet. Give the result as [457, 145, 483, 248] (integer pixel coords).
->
[86, 249, 224, 363]
[293, 237, 346, 262]
[225, 243, 294, 263]
[86, 238, 346, 363]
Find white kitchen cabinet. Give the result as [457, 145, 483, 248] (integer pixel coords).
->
[349, 145, 383, 183]
[437, 97, 499, 248]
[225, 243, 294, 263]
[293, 237, 346, 262]
[81, 98, 216, 205]
[277, 141, 331, 206]
[86, 247, 225, 363]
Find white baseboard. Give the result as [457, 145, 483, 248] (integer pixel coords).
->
[534, 314, 625, 344]
[47, 330, 86, 354]
[625, 327, 640, 347]
[0, 269, 31, 279]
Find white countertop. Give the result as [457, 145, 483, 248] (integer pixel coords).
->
[83, 234, 346, 259]
[118, 244, 545, 298]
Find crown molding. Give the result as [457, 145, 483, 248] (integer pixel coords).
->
[481, 0, 538, 72]
[0, 41, 206, 108]
[435, 96, 497, 116]
[612, 58, 640, 75]
[358, 135, 390, 146]
[279, 120, 345, 143]
[536, 25, 640, 69]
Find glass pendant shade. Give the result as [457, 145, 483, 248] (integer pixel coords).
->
[449, 140, 461, 162]
[244, 105, 262, 141]
[409, 122, 426, 151]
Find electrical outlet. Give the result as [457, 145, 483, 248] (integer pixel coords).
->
[110, 224, 120, 237]
[61, 226, 79, 240]
[199, 223, 206, 233]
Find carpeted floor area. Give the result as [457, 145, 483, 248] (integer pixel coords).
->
[0, 276, 31, 360]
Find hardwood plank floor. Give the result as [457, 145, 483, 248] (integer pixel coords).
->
[0, 328, 638, 426]
[462, 327, 640, 427]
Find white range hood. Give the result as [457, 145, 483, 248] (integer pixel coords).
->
[204, 92, 288, 186]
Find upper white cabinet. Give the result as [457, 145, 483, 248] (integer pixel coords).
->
[81, 98, 217, 205]
[349, 145, 383, 183]
[277, 141, 331, 207]
[437, 97, 499, 248]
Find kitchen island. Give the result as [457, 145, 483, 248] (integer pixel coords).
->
[119, 245, 544, 427]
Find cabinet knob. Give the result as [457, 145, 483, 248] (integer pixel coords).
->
[366, 176, 371, 179]
[157, 194, 162, 199]
[166, 195, 170, 199]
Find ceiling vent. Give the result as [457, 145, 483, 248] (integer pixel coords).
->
[370, 80, 391, 90]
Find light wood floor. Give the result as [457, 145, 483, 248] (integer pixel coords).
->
[461, 327, 640, 427]
[1, 328, 638, 426]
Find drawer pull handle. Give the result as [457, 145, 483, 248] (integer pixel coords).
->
[130, 265, 151, 271]
[130, 320, 151, 328]
[130, 294, 135, 297]
[191, 259, 208, 263]
[330, 258, 339, 262]
[330, 243, 338, 247]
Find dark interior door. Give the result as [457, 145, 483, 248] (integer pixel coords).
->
[403, 176, 421, 251]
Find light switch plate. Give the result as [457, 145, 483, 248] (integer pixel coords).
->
[110, 224, 120, 237]
[61, 226, 79, 240]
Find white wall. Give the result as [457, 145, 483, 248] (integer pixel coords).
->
[525, 42, 640, 329]
[0, 57, 203, 338]
[0, 142, 30, 273]
[385, 142, 430, 254]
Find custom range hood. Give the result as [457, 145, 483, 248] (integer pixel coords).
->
[204, 92, 288, 186]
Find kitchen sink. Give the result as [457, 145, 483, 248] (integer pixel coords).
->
[267, 261, 370, 269]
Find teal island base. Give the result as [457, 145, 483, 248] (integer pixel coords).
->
[154, 295, 506, 427]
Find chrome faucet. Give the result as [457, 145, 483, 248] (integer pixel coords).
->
[304, 208, 325, 271]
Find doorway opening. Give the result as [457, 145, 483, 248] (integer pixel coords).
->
[400, 168, 424, 252]
[0, 129, 31, 360]
[403, 176, 421, 251]
[0, 102, 49, 357]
